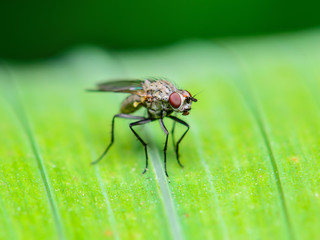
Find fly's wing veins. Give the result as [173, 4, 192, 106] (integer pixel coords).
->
[94, 80, 145, 93]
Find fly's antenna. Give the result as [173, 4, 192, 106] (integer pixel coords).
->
[186, 96, 198, 102]
[193, 90, 203, 98]
[187, 90, 203, 102]
[190, 96, 198, 102]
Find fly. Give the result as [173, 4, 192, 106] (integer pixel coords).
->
[88, 78, 198, 177]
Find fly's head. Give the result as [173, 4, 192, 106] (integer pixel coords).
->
[168, 90, 197, 116]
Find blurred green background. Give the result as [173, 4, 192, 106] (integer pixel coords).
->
[1, 0, 320, 59]
[2, 1, 320, 240]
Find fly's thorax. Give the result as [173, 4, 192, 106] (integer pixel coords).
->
[141, 79, 177, 118]
[144, 96, 173, 119]
[142, 79, 176, 98]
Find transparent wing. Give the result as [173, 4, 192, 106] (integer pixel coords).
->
[89, 80, 144, 93]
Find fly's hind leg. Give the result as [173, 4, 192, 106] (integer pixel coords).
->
[129, 119, 153, 174]
[91, 113, 145, 165]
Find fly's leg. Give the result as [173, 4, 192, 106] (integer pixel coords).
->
[129, 119, 153, 174]
[170, 117, 184, 168]
[168, 116, 190, 168]
[160, 118, 170, 177]
[171, 117, 177, 156]
[91, 114, 145, 165]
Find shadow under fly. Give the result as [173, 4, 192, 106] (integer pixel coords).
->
[88, 78, 198, 177]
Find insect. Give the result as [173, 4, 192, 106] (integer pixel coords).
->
[89, 78, 198, 177]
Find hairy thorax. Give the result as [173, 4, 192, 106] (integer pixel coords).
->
[142, 80, 176, 119]
[120, 79, 176, 119]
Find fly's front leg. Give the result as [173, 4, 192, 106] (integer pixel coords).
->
[160, 118, 169, 177]
[129, 119, 153, 174]
[91, 114, 145, 165]
[171, 116, 177, 156]
[170, 115, 184, 168]
[168, 116, 190, 168]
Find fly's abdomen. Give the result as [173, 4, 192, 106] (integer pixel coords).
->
[120, 95, 142, 114]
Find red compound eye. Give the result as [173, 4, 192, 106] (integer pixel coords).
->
[169, 92, 182, 108]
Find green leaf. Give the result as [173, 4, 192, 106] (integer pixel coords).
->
[1, 31, 320, 239]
